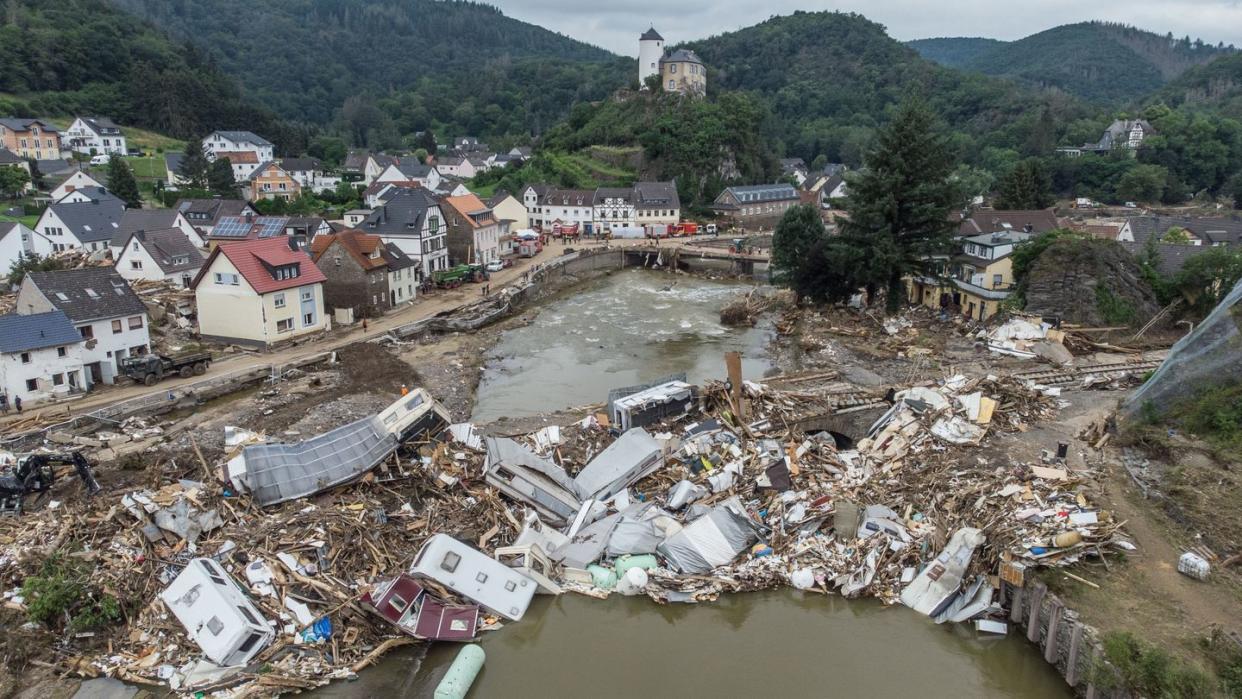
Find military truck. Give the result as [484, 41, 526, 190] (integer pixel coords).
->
[121, 352, 212, 386]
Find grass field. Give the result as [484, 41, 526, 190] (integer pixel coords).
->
[125, 155, 165, 179]
[0, 213, 40, 228]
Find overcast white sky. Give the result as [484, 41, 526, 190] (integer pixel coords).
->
[486, 0, 1242, 55]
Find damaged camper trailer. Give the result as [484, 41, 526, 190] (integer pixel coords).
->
[482, 437, 582, 525]
[363, 574, 480, 641]
[409, 534, 537, 621]
[159, 558, 275, 667]
[226, 389, 450, 506]
[610, 380, 696, 431]
[572, 428, 664, 503]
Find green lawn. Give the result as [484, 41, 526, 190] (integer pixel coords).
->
[126, 155, 165, 180]
[0, 213, 40, 228]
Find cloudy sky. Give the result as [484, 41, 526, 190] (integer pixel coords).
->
[485, 0, 1242, 55]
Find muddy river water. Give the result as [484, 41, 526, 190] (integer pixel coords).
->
[321, 270, 1070, 698]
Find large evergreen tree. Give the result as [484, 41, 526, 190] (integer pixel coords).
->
[838, 99, 960, 313]
[177, 140, 210, 190]
[771, 204, 827, 285]
[106, 157, 142, 209]
[995, 158, 1054, 209]
[207, 158, 238, 197]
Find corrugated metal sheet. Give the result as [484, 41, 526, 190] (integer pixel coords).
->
[241, 415, 396, 506]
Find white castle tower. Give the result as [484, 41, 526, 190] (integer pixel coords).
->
[638, 27, 664, 87]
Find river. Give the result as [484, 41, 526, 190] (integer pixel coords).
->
[321, 269, 1070, 698]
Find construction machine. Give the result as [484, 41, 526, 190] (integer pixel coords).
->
[0, 451, 102, 514]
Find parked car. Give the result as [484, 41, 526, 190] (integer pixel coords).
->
[485, 260, 504, 273]
[89, 154, 111, 165]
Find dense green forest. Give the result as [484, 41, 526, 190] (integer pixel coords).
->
[0, 0, 305, 152]
[681, 12, 1090, 168]
[906, 37, 1005, 69]
[912, 22, 1234, 103]
[1156, 52, 1242, 118]
[105, 0, 631, 145]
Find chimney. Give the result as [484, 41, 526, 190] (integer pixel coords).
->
[244, 211, 254, 223]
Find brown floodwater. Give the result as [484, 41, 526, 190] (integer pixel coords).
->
[314, 592, 1070, 698]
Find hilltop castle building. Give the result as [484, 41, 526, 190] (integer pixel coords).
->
[638, 27, 706, 96]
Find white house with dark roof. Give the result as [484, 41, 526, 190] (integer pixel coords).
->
[632, 181, 681, 227]
[593, 188, 636, 229]
[0, 310, 86, 405]
[174, 198, 258, 236]
[376, 161, 441, 191]
[357, 188, 448, 278]
[34, 192, 126, 252]
[16, 268, 150, 386]
[64, 117, 127, 156]
[115, 229, 206, 288]
[203, 131, 274, 163]
[0, 222, 53, 280]
[109, 208, 205, 259]
[280, 157, 339, 194]
[50, 170, 105, 202]
[55, 185, 115, 205]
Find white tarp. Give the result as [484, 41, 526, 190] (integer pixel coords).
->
[657, 497, 758, 574]
[606, 503, 682, 557]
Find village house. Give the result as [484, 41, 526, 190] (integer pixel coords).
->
[955, 208, 1060, 238]
[375, 161, 442, 191]
[16, 268, 151, 387]
[362, 154, 396, 186]
[192, 237, 328, 348]
[520, 185, 548, 224]
[709, 184, 799, 226]
[217, 151, 261, 182]
[309, 230, 418, 318]
[109, 208, 206, 259]
[1057, 119, 1154, 157]
[247, 162, 301, 202]
[0, 222, 53, 278]
[64, 117, 127, 156]
[358, 188, 449, 278]
[1118, 215, 1242, 248]
[435, 155, 479, 179]
[342, 150, 369, 181]
[0, 310, 86, 406]
[908, 230, 1033, 321]
[0, 119, 61, 160]
[486, 190, 529, 233]
[203, 131, 274, 163]
[50, 170, 105, 202]
[34, 191, 126, 252]
[115, 229, 206, 288]
[55, 185, 114, 205]
[173, 199, 258, 236]
[440, 193, 501, 265]
[593, 188, 636, 230]
[531, 188, 594, 233]
[164, 153, 186, 187]
[0, 148, 32, 193]
[343, 209, 372, 227]
[633, 181, 681, 228]
[279, 157, 339, 194]
[205, 213, 328, 250]
[781, 158, 808, 186]
[363, 181, 420, 208]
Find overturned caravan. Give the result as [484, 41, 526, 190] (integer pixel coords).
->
[226, 389, 451, 506]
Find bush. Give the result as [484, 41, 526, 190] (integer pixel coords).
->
[21, 556, 124, 631]
[1095, 285, 1137, 325]
[1093, 631, 1214, 699]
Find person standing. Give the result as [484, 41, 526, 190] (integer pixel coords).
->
[14, 396, 22, 413]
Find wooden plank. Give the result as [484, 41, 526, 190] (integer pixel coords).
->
[1044, 602, 1062, 664]
[1066, 622, 1084, 687]
[1027, 582, 1047, 643]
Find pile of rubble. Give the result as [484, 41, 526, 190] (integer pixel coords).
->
[0, 369, 1136, 695]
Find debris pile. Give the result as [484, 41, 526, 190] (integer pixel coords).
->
[0, 371, 1135, 694]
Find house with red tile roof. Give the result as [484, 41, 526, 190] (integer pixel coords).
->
[309, 230, 418, 317]
[191, 238, 328, 347]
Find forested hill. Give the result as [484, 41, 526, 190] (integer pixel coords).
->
[0, 0, 298, 148]
[681, 11, 1085, 166]
[105, 0, 632, 136]
[912, 22, 1234, 103]
[906, 37, 1005, 69]
[1156, 52, 1242, 118]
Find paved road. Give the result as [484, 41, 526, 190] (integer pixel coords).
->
[0, 236, 765, 431]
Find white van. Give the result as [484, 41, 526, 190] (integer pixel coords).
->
[89, 154, 112, 166]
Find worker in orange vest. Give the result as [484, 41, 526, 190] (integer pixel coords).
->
[400, 385, 409, 396]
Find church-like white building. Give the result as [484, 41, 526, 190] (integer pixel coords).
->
[638, 27, 706, 96]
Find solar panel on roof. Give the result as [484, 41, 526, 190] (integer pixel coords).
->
[255, 218, 286, 238]
[212, 217, 251, 238]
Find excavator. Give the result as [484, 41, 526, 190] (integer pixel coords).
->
[0, 451, 102, 514]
